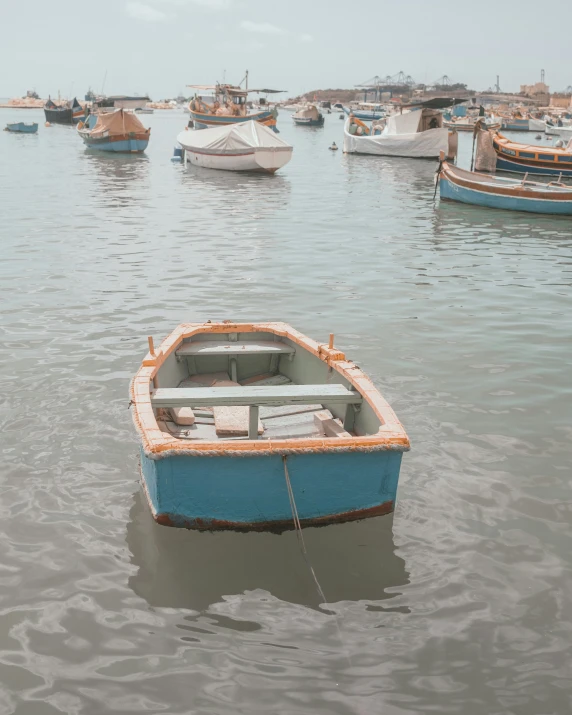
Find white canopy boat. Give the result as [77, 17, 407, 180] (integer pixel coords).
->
[177, 120, 293, 173]
[344, 108, 457, 159]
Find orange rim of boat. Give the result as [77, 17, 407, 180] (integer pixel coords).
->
[131, 321, 411, 458]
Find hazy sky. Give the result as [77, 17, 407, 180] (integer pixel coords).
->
[2, 0, 571, 99]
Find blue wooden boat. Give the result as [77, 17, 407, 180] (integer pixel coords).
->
[493, 132, 572, 177]
[77, 110, 150, 153]
[438, 159, 572, 215]
[5, 122, 38, 133]
[188, 83, 278, 132]
[343, 106, 385, 121]
[130, 321, 410, 531]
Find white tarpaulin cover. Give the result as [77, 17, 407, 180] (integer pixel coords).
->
[344, 119, 450, 158]
[384, 110, 422, 135]
[177, 120, 291, 154]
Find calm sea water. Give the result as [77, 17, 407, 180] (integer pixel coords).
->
[0, 107, 571, 715]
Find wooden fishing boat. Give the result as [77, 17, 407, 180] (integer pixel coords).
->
[292, 104, 324, 126]
[343, 105, 385, 121]
[4, 122, 38, 133]
[44, 97, 84, 125]
[77, 110, 150, 153]
[493, 132, 572, 176]
[438, 158, 572, 215]
[176, 121, 292, 173]
[130, 321, 410, 531]
[188, 80, 280, 132]
[501, 117, 546, 132]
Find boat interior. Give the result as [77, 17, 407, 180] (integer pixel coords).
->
[150, 330, 382, 442]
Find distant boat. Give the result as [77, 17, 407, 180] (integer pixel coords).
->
[77, 109, 150, 153]
[438, 158, 572, 214]
[130, 320, 410, 530]
[343, 105, 385, 121]
[44, 97, 84, 125]
[544, 124, 572, 140]
[501, 117, 546, 132]
[177, 120, 292, 173]
[443, 117, 500, 132]
[344, 109, 457, 159]
[292, 104, 324, 126]
[134, 107, 154, 114]
[4, 121, 38, 133]
[492, 132, 572, 176]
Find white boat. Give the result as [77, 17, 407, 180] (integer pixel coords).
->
[176, 120, 292, 173]
[344, 108, 456, 159]
[545, 123, 572, 139]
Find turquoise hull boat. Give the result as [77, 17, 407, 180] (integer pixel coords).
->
[5, 122, 38, 133]
[439, 160, 572, 215]
[131, 322, 410, 531]
[77, 109, 150, 153]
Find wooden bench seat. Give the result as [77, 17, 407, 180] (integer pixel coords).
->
[176, 340, 296, 358]
[151, 385, 362, 439]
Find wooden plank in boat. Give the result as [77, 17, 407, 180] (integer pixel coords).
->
[240, 373, 292, 386]
[313, 410, 352, 438]
[176, 341, 295, 358]
[179, 372, 231, 388]
[262, 409, 328, 429]
[152, 384, 362, 408]
[260, 403, 322, 419]
[214, 406, 264, 437]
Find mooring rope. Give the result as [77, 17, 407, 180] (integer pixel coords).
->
[282, 455, 328, 605]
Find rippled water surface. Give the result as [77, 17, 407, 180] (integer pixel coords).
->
[1, 109, 571, 714]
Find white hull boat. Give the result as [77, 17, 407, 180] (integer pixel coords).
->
[343, 108, 456, 159]
[177, 120, 293, 174]
[545, 124, 572, 139]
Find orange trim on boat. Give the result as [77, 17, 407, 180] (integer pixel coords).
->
[131, 322, 411, 457]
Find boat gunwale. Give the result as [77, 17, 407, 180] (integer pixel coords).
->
[493, 132, 572, 159]
[131, 321, 410, 458]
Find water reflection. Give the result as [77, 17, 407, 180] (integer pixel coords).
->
[127, 488, 409, 612]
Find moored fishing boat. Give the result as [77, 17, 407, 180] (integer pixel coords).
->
[130, 321, 410, 530]
[343, 104, 385, 121]
[77, 109, 150, 153]
[438, 156, 572, 214]
[188, 78, 281, 132]
[492, 132, 572, 176]
[344, 109, 458, 159]
[176, 120, 292, 173]
[292, 104, 324, 126]
[44, 97, 84, 125]
[4, 122, 38, 133]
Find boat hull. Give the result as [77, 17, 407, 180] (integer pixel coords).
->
[80, 134, 149, 153]
[190, 109, 278, 132]
[293, 117, 324, 126]
[44, 107, 84, 125]
[5, 122, 38, 133]
[493, 133, 572, 176]
[184, 146, 292, 173]
[440, 177, 572, 214]
[140, 447, 402, 531]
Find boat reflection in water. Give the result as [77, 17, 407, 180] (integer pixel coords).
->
[127, 489, 409, 613]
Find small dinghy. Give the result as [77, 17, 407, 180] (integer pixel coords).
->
[5, 122, 38, 133]
[177, 120, 292, 173]
[130, 321, 410, 530]
[292, 104, 324, 126]
[437, 156, 572, 215]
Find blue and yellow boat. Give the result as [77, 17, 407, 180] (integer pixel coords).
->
[5, 122, 38, 133]
[188, 82, 279, 132]
[130, 321, 410, 531]
[493, 132, 572, 176]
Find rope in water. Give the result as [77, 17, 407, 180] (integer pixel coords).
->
[282, 455, 328, 605]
